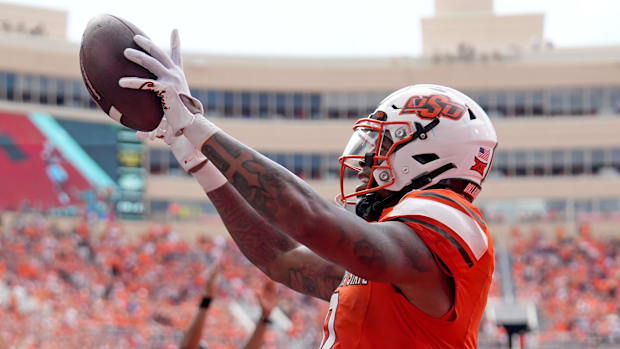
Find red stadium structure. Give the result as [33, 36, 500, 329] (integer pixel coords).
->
[0, 110, 91, 210]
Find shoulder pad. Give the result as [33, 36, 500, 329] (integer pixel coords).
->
[383, 196, 488, 261]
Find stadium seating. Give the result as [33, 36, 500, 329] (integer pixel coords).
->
[510, 226, 620, 346]
[5, 210, 620, 347]
[0, 213, 327, 348]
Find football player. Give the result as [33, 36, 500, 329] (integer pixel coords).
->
[122, 30, 497, 348]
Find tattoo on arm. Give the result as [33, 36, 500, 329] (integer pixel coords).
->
[207, 184, 295, 274]
[203, 133, 393, 277]
[353, 239, 386, 269]
[202, 134, 294, 221]
[202, 132, 434, 284]
[285, 260, 345, 301]
[207, 185, 343, 299]
[202, 144, 230, 173]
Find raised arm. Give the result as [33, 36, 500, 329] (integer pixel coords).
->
[138, 118, 343, 301]
[180, 264, 218, 349]
[242, 280, 278, 349]
[120, 31, 437, 286]
[197, 132, 436, 284]
[205, 181, 344, 300]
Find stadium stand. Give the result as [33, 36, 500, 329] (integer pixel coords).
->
[7, 211, 620, 347]
[0, 212, 327, 348]
[510, 226, 620, 346]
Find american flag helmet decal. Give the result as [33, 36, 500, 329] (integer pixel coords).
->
[478, 147, 491, 162]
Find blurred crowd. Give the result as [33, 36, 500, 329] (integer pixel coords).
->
[5, 210, 620, 348]
[0, 213, 327, 348]
[511, 226, 620, 346]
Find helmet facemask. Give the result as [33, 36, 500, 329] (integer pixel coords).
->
[338, 112, 413, 208]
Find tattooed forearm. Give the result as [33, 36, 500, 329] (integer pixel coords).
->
[284, 256, 345, 301]
[207, 183, 296, 272]
[288, 268, 318, 296]
[202, 144, 230, 173]
[203, 134, 291, 221]
[200, 131, 433, 284]
[207, 183, 344, 299]
[230, 172, 280, 220]
[202, 133, 320, 228]
[201, 133, 394, 275]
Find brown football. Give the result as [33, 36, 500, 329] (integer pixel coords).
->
[79, 14, 163, 131]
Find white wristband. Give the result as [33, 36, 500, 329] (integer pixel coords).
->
[183, 116, 221, 152]
[193, 161, 227, 193]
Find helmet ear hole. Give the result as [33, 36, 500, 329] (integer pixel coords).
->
[412, 153, 439, 164]
[468, 108, 477, 120]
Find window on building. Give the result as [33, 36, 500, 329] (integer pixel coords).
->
[600, 198, 620, 214]
[490, 151, 508, 177]
[532, 150, 546, 176]
[589, 88, 604, 114]
[223, 91, 234, 117]
[241, 91, 252, 118]
[549, 90, 566, 115]
[514, 90, 527, 116]
[258, 92, 270, 118]
[471, 92, 490, 113]
[532, 90, 544, 115]
[206, 90, 219, 114]
[310, 94, 321, 119]
[293, 93, 304, 119]
[612, 88, 620, 114]
[3, 70, 620, 120]
[546, 200, 567, 221]
[570, 149, 585, 175]
[569, 88, 585, 115]
[591, 148, 606, 174]
[611, 149, 620, 172]
[551, 150, 566, 175]
[276, 93, 287, 118]
[495, 91, 508, 117]
[148, 149, 167, 175]
[514, 151, 527, 176]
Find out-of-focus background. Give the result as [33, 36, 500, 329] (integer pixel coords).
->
[1, 0, 620, 348]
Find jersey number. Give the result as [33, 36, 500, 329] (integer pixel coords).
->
[320, 292, 339, 349]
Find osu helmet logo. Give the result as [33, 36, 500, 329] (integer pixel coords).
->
[399, 94, 466, 120]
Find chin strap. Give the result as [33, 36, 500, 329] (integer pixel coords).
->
[355, 163, 457, 221]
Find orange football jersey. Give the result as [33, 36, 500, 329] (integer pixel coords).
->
[320, 189, 494, 348]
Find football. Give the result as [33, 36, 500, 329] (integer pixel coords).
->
[79, 14, 163, 131]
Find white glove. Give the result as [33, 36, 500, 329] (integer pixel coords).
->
[137, 118, 206, 173]
[139, 118, 227, 192]
[119, 30, 218, 141]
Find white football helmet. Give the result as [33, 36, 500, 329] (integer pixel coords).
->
[338, 84, 498, 211]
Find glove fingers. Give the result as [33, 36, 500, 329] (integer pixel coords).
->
[119, 77, 160, 91]
[162, 128, 175, 144]
[136, 131, 151, 139]
[136, 133, 168, 144]
[124, 48, 167, 77]
[156, 123, 175, 144]
[134, 34, 174, 69]
[153, 124, 166, 138]
[136, 127, 169, 143]
[179, 93, 204, 115]
[170, 29, 183, 68]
